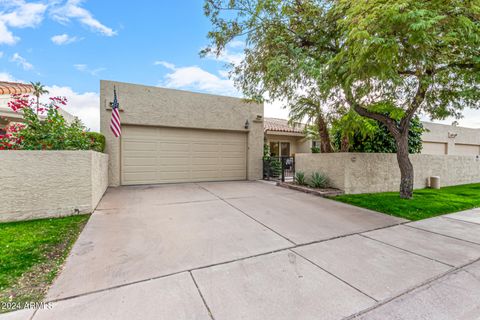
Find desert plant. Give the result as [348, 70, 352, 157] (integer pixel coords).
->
[309, 172, 329, 189]
[295, 171, 306, 185]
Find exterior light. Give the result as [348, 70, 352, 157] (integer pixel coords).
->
[245, 120, 250, 129]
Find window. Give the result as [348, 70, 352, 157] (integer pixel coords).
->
[269, 141, 279, 157]
[312, 140, 320, 148]
[269, 141, 290, 157]
[280, 142, 290, 157]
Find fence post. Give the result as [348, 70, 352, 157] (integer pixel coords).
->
[292, 156, 295, 183]
[281, 157, 285, 182]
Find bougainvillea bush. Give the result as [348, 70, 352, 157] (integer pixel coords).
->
[0, 94, 104, 151]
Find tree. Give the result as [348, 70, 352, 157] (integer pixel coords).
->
[30, 81, 49, 115]
[332, 115, 424, 154]
[288, 95, 333, 153]
[203, 0, 480, 198]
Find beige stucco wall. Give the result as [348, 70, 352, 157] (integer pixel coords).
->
[0, 151, 108, 222]
[100, 80, 264, 186]
[422, 122, 480, 155]
[296, 153, 480, 194]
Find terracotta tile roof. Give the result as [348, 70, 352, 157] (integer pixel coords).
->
[0, 82, 34, 95]
[264, 117, 305, 134]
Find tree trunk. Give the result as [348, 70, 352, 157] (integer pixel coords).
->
[340, 135, 349, 152]
[395, 132, 414, 199]
[317, 114, 334, 153]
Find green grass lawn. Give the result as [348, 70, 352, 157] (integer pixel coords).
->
[334, 183, 480, 221]
[0, 215, 89, 313]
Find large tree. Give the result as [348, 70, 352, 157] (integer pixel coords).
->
[203, 0, 480, 198]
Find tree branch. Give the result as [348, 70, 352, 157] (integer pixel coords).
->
[343, 85, 401, 138]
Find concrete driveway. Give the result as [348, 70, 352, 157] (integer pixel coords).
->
[6, 182, 480, 320]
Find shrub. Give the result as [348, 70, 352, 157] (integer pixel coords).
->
[1, 94, 103, 152]
[311, 146, 320, 153]
[86, 132, 106, 152]
[331, 114, 424, 153]
[309, 172, 329, 188]
[268, 158, 282, 177]
[295, 171, 307, 185]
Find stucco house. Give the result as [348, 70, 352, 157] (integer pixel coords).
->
[0, 81, 76, 134]
[100, 80, 263, 186]
[0, 82, 34, 134]
[100, 80, 480, 187]
[264, 117, 480, 157]
[264, 118, 318, 157]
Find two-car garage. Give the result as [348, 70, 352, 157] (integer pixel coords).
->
[100, 81, 263, 187]
[121, 125, 247, 185]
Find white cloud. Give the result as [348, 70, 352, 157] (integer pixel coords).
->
[154, 60, 175, 70]
[44, 85, 100, 131]
[10, 52, 33, 70]
[51, 33, 79, 45]
[264, 100, 290, 119]
[51, 0, 116, 36]
[0, 72, 17, 82]
[420, 109, 480, 129]
[0, 0, 47, 45]
[74, 63, 105, 76]
[0, 21, 19, 45]
[156, 61, 239, 96]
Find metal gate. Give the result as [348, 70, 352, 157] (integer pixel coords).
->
[263, 156, 295, 182]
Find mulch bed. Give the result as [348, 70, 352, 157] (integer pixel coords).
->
[277, 182, 344, 197]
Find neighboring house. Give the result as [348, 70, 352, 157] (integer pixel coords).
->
[422, 122, 480, 155]
[0, 81, 76, 134]
[264, 117, 318, 157]
[0, 82, 34, 134]
[264, 117, 480, 156]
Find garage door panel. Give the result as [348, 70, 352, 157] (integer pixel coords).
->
[121, 126, 247, 185]
[123, 141, 156, 152]
[191, 143, 220, 152]
[123, 157, 156, 166]
[158, 157, 191, 166]
[192, 158, 219, 165]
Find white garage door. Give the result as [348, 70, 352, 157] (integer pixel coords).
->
[121, 125, 247, 185]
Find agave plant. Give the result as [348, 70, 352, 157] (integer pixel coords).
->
[295, 171, 307, 186]
[309, 172, 329, 189]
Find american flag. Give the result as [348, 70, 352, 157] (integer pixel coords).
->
[110, 86, 121, 137]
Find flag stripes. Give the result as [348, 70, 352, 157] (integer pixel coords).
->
[110, 86, 121, 137]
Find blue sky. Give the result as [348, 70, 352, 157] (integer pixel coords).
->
[1, 0, 478, 130]
[0, 0, 288, 130]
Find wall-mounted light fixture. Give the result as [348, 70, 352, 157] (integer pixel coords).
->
[244, 120, 250, 129]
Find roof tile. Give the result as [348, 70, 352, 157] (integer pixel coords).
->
[0, 82, 34, 95]
[264, 117, 305, 134]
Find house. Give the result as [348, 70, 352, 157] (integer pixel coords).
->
[100, 80, 263, 186]
[263, 118, 318, 157]
[0, 81, 34, 134]
[0, 81, 76, 134]
[421, 122, 480, 155]
[264, 117, 480, 156]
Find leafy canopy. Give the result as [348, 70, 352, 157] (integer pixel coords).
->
[331, 115, 425, 153]
[204, 0, 480, 123]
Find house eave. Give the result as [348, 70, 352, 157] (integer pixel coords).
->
[265, 130, 306, 137]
